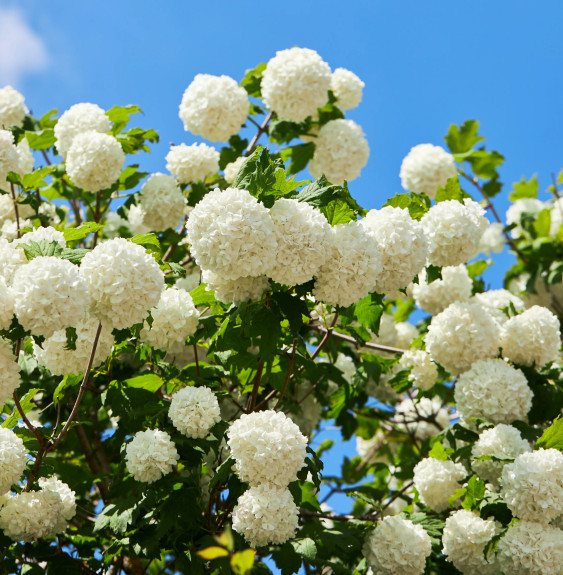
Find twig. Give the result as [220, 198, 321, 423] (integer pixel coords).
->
[244, 111, 273, 156]
[246, 362, 265, 412]
[274, 339, 297, 410]
[312, 325, 405, 355]
[9, 182, 21, 239]
[193, 344, 200, 377]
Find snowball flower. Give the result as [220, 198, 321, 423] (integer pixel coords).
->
[269, 198, 332, 285]
[397, 350, 438, 391]
[169, 386, 221, 439]
[0, 338, 20, 405]
[0, 427, 27, 493]
[0, 277, 14, 330]
[223, 156, 246, 184]
[479, 222, 505, 256]
[500, 305, 560, 367]
[395, 397, 449, 440]
[261, 47, 331, 122]
[187, 187, 277, 281]
[0, 130, 19, 186]
[395, 322, 419, 349]
[227, 410, 307, 487]
[137, 173, 187, 232]
[0, 238, 26, 284]
[442, 510, 498, 575]
[202, 270, 269, 305]
[166, 143, 219, 184]
[38, 476, 77, 533]
[54, 103, 111, 159]
[309, 119, 369, 183]
[421, 199, 488, 266]
[15, 138, 34, 175]
[0, 86, 26, 128]
[232, 484, 299, 547]
[12, 256, 89, 338]
[13, 225, 66, 248]
[426, 301, 500, 375]
[506, 198, 545, 238]
[550, 197, 563, 237]
[361, 206, 427, 294]
[454, 359, 532, 424]
[125, 429, 180, 482]
[501, 449, 563, 523]
[362, 516, 432, 575]
[313, 221, 382, 307]
[179, 74, 249, 142]
[473, 289, 525, 326]
[331, 68, 364, 111]
[413, 457, 466, 512]
[80, 238, 164, 329]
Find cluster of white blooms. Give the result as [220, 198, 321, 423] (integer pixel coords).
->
[141, 288, 199, 353]
[309, 119, 369, 183]
[0, 238, 26, 284]
[269, 198, 332, 285]
[395, 397, 448, 440]
[203, 270, 269, 305]
[505, 198, 544, 238]
[471, 424, 531, 485]
[314, 221, 381, 307]
[165, 143, 219, 184]
[442, 510, 497, 574]
[223, 156, 246, 184]
[0, 277, 14, 330]
[54, 103, 111, 159]
[399, 144, 457, 198]
[231, 484, 299, 547]
[455, 359, 532, 424]
[125, 429, 180, 482]
[473, 289, 525, 326]
[0, 338, 19, 405]
[80, 238, 164, 329]
[14, 225, 67, 248]
[0, 428, 27, 492]
[330, 68, 364, 111]
[422, 199, 488, 266]
[501, 449, 563, 523]
[38, 476, 77, 533]
[12, 257, 89, 338]
[362, 516, 432, 575]
[395, 321, 419, 349]
[66, 131, 125, 192]
[497, 521, 563, 575]
[0, 130, 19, 185]
[426, 302, 500, 375]
[261, 47, 332, 122]
[479, 222, 505, 256]
[179, 74, 248, 142]
[0, 86, 26, 128]
[413, 457, 466, 512]
[33, 317, 113, 376]
[500, 305, 560, 367]
[412, 265, 472, 316]
[168, 386, 221, 438]
[137, 173, 186, 232]
[15, 139, 34, 175]
[396, 350, 438, 391]
[227, 410, 307, 487]
[550, 197, 563, 236]
[187, 187, 276, 280]
[361, 207, 427, 294]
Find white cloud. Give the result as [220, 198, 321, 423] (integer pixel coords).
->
[0, 6, 49, 86]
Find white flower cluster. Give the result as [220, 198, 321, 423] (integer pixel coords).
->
[0, 277, 14, 330]
[125, 428, 180, 482]
[223, 156, 246, 184]
[395, 397, 448, 440]
[203, 270, 269, 305]
[14, 225, 66, 248]
[473, 289, 525, 326]
[0, 238, 26, 284]
[331, 68, 364, 111]
[168, 386, 221, 439]
[166, 143, 219, 184]
[15, 139, 34, 175]
[362, 516, 432, 575]
[38, 476, 77, 533]
[454, 359, 532, 424]
[400, 144, 457, 199]
[361, 206, 427, 294]
[0, 338, 19, 405]
[0, 86, 26, 128]
[80, 238, 164, 329]
[0, 130, 19, 186]
[66, 131, 125, 192]
[550, 197, 563, 236]
[309, 119, 369, 183]
[421, 199, 488, 266]
[426, 301, 500, 375]
[0, 427, 27, 493]
[396, 350, 438, 391]
[413, 457, 466, 512]
[506, 198, 544, 238]
[137, 173, 186, 232]
[179, 74, 249, 142]
[479, 222, 504, 256]
[261, 47, 331, 122]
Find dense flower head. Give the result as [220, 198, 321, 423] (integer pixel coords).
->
[54, 102, 111, 159]
[331, 68, 364, 111]
[399, 143, 457, 198]
[413, 457, 467, 512]
[506, 198, 545, 238]
[442, 510, 498, 575]
[479, 222, 505, 256]
[395, 321, 419, 349]
[15, 138, 34, 175]
[313, 221, 381, 307]
[396, 350, 438, 391]
[0, 238, 26, 284]
[500, 449, 563, 523]
[138, 173, 186, 232]
[0, 277, 14, 330]
[0, 427, 27, 493]
[0, 337, 19, 406]
[473, 289, 525, 326]
[395, 397, 449, 440]
[13, 225, 66, 248]
[79, 238, 164, 329]
[426, 301, 500, 375]
[422, 198, 488, 266]
[549, 197, 563, 236]
[202, 270, 269, 305]
[168, 386, 221, 439]
[232, 484, 299, 547]
[500, 305, 560, 367]
[187, 187, 277, 281]
[66, 131, 125, 192]
[12, 256, 89, 338]
[165, 143, 219, 184]
[38, 476, 77, 532]
[497, 521, 563, 575]
[261, 47, 331, 122]
[125, 429, 180, 482]
[362, 516, 432, 575]
[0, 130, 19, 187]
[455, 359, 532, 424]
[0, 86, 26, 128]
[471, 424, 531, 485]
[223, 156, 246, 184]
[179, 74, 249, 142]
[361, 206, 427, 294]
[269, 198, 332, 285]
[309, 119, 369, 183]
[227, 410, 307, 487]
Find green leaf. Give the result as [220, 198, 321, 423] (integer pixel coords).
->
[209, 456, 234, 489]
[129, 233, 161, 254]
[482, 178, 502, 198]
[230, 549, 255, 575]
[26, 129, 57, 150]
[39, 109, 58, 129]
[435, 176, 468, 203]
[233, 147, 283, 203]
[197, 547, 230, 560]
[468, 149, 504, 179]
[282, 142, 315, 175]
[53, 374, 82, 405]
[17, 239, 64, 261]
[536, 417, 563, 450]
[59, 248, 89, 265]
[106, 105, 143, 134]
[429, 441, 450, 461]
[241, 62, 266, 98]
[445, 120, 484, 154]
[65, 326, 78, 351]
[462, 475, 486, 510]
[509, 175, 539, 202]
[123, 374, 163, 393]
[533, 208, 551, 238]
[2, 389, 40, 428]
[63, 221, 104, 242]
[190, 284, 217, 307]
[94, 499, 137, 534]
[354, 294, 383, 334]
[466, 260, 490, 279]
[292, 538, 317, 562]
[384, 192, 430, 220]
[425, 264, 442, 283]
[21, 166, 55, 190]
[321, 198, 356, 225]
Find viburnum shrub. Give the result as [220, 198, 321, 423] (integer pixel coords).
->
[0, 47, 563, 575]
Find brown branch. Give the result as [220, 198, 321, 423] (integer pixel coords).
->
[193, 344, 200, 377]
[274, 339, 297, 410]
[244, 111, 273, 156]
[246, 362, 265, 412]
[312, 325, 405, 355]
[162, 217, 188, 262]
[9, 182, 21, 238]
